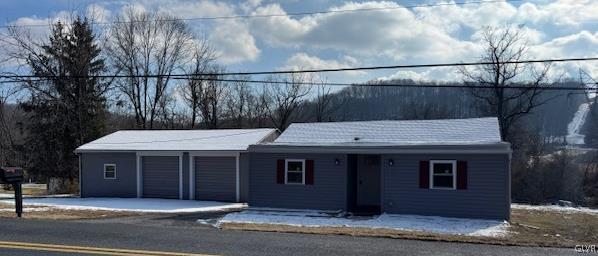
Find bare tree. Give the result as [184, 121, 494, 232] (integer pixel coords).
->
[226, 75, 252, 128]
[460, 26, 550, 140]
[262, 74, 312, 131]
[314, 82, 334, 122]
[199, 67, 228, 129]
[181, 44, 216, 129]
[107, 8, 193, 129]
[247, 88, 270, 128]
[0, 85, 22, 166]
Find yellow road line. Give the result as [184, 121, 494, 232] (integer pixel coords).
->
[0, 244, 141, 256]
[0, 241, 218, 256]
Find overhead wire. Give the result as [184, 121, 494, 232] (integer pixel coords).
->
[0, 0, 523, 29]
[1, 57, 597, 79]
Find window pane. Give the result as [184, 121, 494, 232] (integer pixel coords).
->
[105, 165, 115, 178]
[105, 171, 115, 178]
[287, 161, 303, 172]
[433, 176, 453, 188]
[287, 172, 303, 184]
[433, 163, 453, 175]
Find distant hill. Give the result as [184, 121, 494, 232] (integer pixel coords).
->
[300, 79, 587, 139]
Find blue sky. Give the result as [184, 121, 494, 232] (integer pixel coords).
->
[1, 0, 597, 83]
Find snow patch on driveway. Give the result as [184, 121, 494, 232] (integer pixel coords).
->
[0, 197, 246, 213]
[218, 210, 509, 237]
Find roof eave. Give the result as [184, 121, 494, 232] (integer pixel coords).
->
[248, 142, 512, 154]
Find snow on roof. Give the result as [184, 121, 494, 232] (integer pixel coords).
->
[76, 128, 277, 152]
[273, 117, 502, 146]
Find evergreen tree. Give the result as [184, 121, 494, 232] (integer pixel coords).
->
[21, 17, 108, 190]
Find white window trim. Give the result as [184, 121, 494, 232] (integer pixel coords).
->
[104, 164, 117, 180]
[285, 159, 305, 185]
[429, 160, 456, 190]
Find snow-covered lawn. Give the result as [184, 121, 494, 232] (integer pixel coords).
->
[0, 197, 246, 213]
[217, 209, 509, 237]
[512, 203, 598, 215]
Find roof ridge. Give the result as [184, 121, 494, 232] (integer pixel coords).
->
[288, 117, 498, 126]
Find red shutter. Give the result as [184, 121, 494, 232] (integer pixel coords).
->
[419, 161, 429, 189]
[276, 159, 285, 184]
[457, 161, 468, 190]
[305, 160, 314, 185]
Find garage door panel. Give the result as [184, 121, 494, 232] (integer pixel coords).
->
[195, 157, 236, 202]
[143, 156, 179, 199]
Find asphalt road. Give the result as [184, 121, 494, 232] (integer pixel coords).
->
[0, 216, 578, 256]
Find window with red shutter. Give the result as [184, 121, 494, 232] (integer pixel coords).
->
[305, 160, 314, 185]
[419, 160, 429, 189]
[276, 159, 285, 184]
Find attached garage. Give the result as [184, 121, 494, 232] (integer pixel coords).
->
[76, 129, 278, 202]
[192, 156, 237, 202]
[141, 156, 181, 199]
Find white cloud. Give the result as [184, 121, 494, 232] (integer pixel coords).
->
[282, 53, 359, 71]
[378, 67, 462, 82]
[249, 1, 478, 62]
[210, 19, 260, 64]
[529, 31, 598, 80]
[153, 0, 261, 64]
[516, 0, 598, 27]
[531, 31, 598, 59]
[86, 4, 112, 23]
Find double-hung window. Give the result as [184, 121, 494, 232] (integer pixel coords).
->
[285, 159, 305, 184]
[104, 164, 116, 179]
[430, 160, 456, 189]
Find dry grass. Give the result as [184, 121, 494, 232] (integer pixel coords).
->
[220, 223, 516, 245]
[0, 209, 143, 220]
[509, 208, 598, 247]
[220, 208, 598, 248]
[0, 203, 145, 220]
[1, 187, 48, 196]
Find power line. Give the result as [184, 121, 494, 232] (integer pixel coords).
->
[1, 57, 598, 79]
[2, 74, 596, 91]
[176, 77, 597, 91]
[0, 0, 522, 29]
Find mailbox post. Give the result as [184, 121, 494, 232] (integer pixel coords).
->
[0, 167, 24, 218]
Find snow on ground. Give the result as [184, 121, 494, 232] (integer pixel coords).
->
[0, 197, 246, 213]
[566, 102, 592, 145]
[217, 209, 509, 237]
[512, 203, 598, 215]
[0, 193, 13, 199]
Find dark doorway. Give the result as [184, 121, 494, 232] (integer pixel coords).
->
[347, 155, 381, 215]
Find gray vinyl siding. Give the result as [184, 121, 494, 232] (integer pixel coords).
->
[240, 153, 250, 202]
[142, 156, 179, 199]
[80, 152, 137, 198]
[195, 157, 236, 201]
[249, 153, 347, 211]
[381, 154, 510, 220]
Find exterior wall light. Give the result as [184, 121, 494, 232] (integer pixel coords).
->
[335, 159, 340, 165]
[388, 159, 394, 166]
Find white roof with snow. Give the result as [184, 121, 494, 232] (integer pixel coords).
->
[76, 128, 277, 152]
[272, 117, 502, 146]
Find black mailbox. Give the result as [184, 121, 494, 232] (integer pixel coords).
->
[0, 167, 24, 183]
[0, 167, 24, 217]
